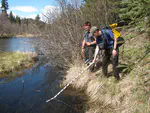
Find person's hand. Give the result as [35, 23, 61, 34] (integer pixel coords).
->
[86, 42, 91, 46]
[112, 49, 117, 57]
[92, 58, 96, 63]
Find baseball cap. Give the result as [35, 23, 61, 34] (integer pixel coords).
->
[90, 26, 98, 36]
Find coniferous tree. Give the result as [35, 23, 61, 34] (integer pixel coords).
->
[35, 14, 40, 21]
[119, 0, 150, 29]
[9, 11, 15, 23]
[16, 15, 21, 24]
[16, 16, 21, 24]
[1, 0, 9, 10]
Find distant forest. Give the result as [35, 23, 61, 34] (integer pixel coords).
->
[0, 0, 45, 36]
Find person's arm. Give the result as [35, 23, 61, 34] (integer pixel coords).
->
[81, 39, 86, 57]
[108, 29, 118, 57]
[112, 36, 117, 57]
[113, 36, 117, 50]
[93, 45, 99, 63]
[82, 39, 85, 49]
[86, 37, 96, 46]
[90, 40, 96, 45]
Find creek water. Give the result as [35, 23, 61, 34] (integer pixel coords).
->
[0, 37, 80, 113]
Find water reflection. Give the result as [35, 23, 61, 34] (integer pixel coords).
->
[0, 64, 78, 113]
[0, 37, 37, 52]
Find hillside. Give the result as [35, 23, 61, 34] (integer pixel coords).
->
[62, 30, 150, 113]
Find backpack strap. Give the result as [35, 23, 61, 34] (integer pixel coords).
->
[101, 28, 114, 49]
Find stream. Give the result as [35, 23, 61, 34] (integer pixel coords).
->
[0, 37, 81, 113]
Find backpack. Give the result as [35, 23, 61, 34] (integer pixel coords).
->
[117, 37, 125, 48]
[96, 28, 114, 49]
[97, 26, 125, 49]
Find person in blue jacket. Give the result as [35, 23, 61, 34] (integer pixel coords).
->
[90, 26, 120, 80]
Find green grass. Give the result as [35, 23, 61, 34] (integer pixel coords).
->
[123, 33, 137, 40]
[0, 52, 36, 78]
[0, 34, 14, 39]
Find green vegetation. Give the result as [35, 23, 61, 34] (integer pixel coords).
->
[1, 0, 8, 10]
[35, 14, 40, 22]
[123, 33, 137, 40]
[0, 52, 36, 78]
[0, 34, 14, 38]
[9, 11, 21, 24]
[81, 0, 150, 33]
[119, 0, 150, 32]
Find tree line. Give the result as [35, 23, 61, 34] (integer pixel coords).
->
[82, 0, 150, 31]
[0, 0, 44, 37]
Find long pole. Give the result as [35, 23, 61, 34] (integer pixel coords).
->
[46, 62, 94, 103]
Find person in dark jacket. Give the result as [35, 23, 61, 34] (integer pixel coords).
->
[90, 26, 120, 80]
[81, 22, 96, 63]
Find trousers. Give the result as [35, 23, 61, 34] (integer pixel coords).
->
[102, 48, 120, 80]
[84, 45, 96, 61]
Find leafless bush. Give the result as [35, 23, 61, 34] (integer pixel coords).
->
[0, 15, 11, 35]
[37, 0, 119, 70]
[0, 16, 20, 35]
[36, 2, 83, 69]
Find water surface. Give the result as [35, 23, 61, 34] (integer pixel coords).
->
[0, 37, 78, 113]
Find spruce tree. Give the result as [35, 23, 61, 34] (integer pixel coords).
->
[119, 0, 150, 28]
[9, 11, 15, 23]
[1, 0, 9, 10]
[16, 16, 21, 25]
[35, 14, 40, 21]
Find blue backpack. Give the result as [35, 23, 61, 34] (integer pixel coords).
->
[97, 28, 114, 49]
[97, 27, 125, 49]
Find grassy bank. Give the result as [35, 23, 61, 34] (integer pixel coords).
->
[62, 31, 150, 113]
[0, 52, 37, 79]
[0, 34, 14, 39]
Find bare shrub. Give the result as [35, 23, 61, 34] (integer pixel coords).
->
[37, 2, 84, 69]
[35, 0, 121, 70]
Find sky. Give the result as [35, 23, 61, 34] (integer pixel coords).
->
[7, 0, 58, 21]
[6, 0, 81, 21]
